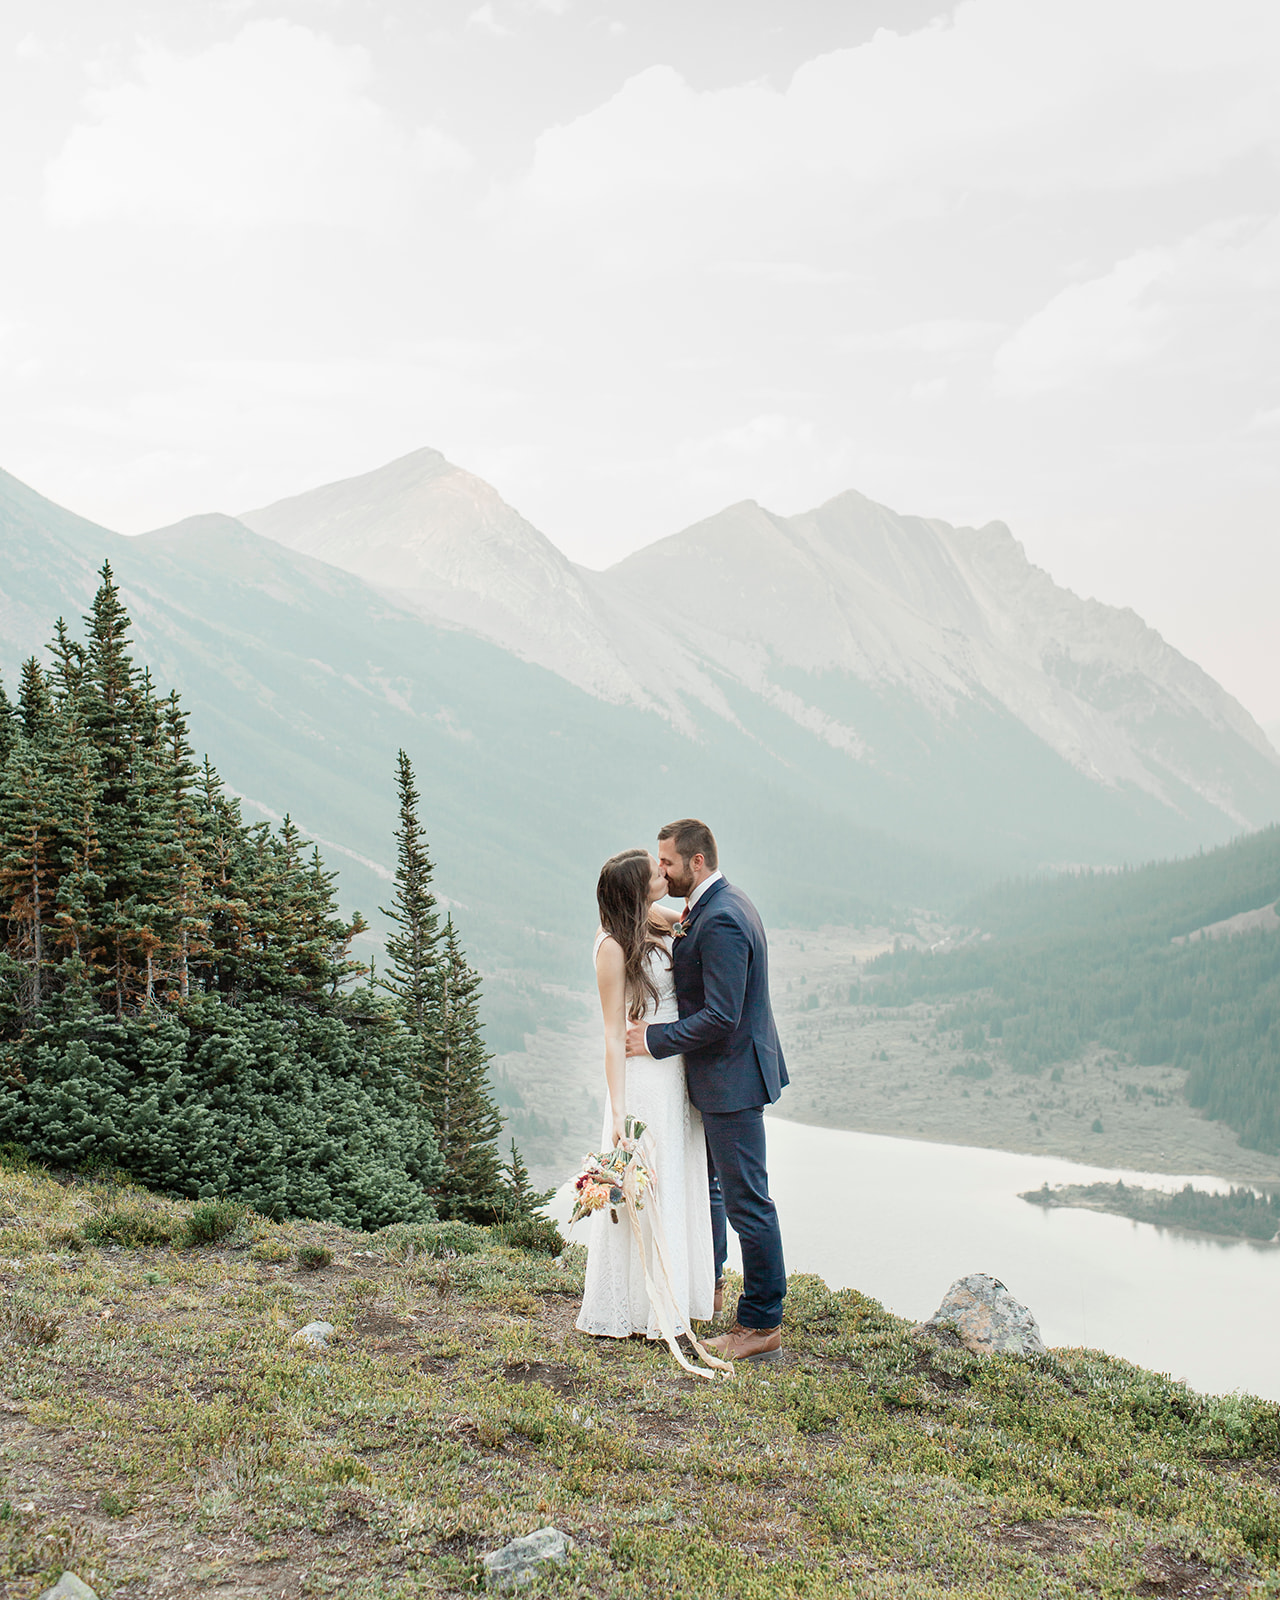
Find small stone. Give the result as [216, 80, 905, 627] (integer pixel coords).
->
[914, 1272, 1046, 1357]
[290, 1320, 335, 1349]
[39, 1575, 100, 1600]
[483, 1527, 570, 1591]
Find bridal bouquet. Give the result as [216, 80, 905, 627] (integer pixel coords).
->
[568, 1116, 650, 1227]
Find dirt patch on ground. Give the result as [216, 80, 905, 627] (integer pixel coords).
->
[991, 1515, 1102, 1556]
[503, 1359, 580, 1397]
[1135, 1546, 1241, 1598]
[629, 1406, 692, 1449]
[351, 1309, 419, 1350]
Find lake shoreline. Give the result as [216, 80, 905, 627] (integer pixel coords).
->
[764, 1106, 1280, 1193]
[1020, 1178, 1280, 1245]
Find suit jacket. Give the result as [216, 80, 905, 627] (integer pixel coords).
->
[645, 876, 789, 1115]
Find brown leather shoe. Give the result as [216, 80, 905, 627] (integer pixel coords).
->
[713, 1277, 726, 1317]
[704, 1321, 782, 1363]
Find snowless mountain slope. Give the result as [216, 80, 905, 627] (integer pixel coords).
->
[601, 489, 1280, 826]
[238, 447, 663, 709]
[241, 448, 1278, 835]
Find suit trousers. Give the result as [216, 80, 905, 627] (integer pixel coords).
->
[702, 1105, 786, 1329]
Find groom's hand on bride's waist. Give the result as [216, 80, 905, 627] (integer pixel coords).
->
[625, 1022, 650, 1057]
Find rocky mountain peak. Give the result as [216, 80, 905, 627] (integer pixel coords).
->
[237, 446, 1280, 836]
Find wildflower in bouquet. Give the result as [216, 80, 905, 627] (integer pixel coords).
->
[568, 1116, 649, 1227]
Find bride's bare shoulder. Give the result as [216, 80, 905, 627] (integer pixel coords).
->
[594, 928, 623, 965]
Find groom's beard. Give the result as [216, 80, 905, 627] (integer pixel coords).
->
[664, 865, 694, 898]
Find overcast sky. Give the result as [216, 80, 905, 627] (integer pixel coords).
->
[3, 0, 1279, 724]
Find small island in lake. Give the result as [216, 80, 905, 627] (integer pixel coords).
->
[1022, 1179, 1280, 1242]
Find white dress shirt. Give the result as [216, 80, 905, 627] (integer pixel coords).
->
[686, 869, 723, 910]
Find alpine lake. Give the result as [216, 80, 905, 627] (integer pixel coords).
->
[552, 1119, 1280, 1401]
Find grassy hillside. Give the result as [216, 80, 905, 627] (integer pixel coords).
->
[867, 827, 1280, 1153]
[3, 1155, 1280, 1600]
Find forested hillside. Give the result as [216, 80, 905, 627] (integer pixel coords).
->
[868, 828, 1280, 1152]
[0, 568, 514, 1225]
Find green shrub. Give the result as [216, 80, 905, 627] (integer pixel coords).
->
[83, 1205, 178, 1248]
[376, 1220, 487, 1259]
[492, 1215, 564, 1255]
[0, 1140, 36, 1173]
[296, 1244, 333, 1271]
[181, 1199, 246, 1247]
[250, 1238, 293, 1263]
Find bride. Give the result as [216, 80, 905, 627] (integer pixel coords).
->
[575, 848, 715, 1340]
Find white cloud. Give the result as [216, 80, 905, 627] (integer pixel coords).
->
[468, 5, 512, 38]
[992, 252, 1175, 396]
[844, 320, 1002, 355]
[508, 0, 1280, 260]
[716, 261, 854, 286]
[45, 21, 470, 230]
[681, 413, 816, 458]
[993, 217, 1280, 396]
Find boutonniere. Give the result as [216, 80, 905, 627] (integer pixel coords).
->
[672, 920, 688, 939]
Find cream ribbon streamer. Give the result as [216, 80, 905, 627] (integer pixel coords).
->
[617, 1132, 733, 1381]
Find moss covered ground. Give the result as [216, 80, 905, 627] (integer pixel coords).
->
[2, 1155, 1279, 1600]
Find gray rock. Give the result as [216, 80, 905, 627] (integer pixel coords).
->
[483, 1527, 570, 1591]
[290, 1320, 335, 1349]
[914, 1273, 1046, 1357]
[39, 1575, 100, 1600]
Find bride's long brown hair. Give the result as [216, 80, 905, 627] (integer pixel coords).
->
[597, 848, 670, 1021]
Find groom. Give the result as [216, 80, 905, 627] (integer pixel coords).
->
[625, 818, 788, 1361]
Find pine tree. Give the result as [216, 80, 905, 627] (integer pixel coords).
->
[498, 1138, 554, 1219]
[378, 749, 439, 1031]
[191, 758, 254, 1001]
[0, 674, 17, 766]
[0, 743, 59, 1019]
[377, 751, 513, 1221]
[47, 618, 87, 705]
[81, 563, 136, 804]
[17, 658, 54, 742]
[426, 914, 506, 1221]
[160, 693, 207, 1001]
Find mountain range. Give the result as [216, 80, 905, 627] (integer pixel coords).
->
[3, 449, 1278, 1042]
[242, 448, 1280, 842]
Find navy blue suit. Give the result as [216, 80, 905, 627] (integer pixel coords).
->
[645, 876, 788, 1328]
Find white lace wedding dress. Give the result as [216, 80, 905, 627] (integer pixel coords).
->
[575, 933, 716, 1339]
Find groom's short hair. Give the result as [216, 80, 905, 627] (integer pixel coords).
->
[658, 818, 718, 870]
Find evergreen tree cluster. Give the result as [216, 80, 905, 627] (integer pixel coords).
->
[0, 566, 528, 1226]
[869, 827, 1280, 1153]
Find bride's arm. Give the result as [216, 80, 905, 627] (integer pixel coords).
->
[649, 904, 680, 930]
[595, 935, 629, 1145]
